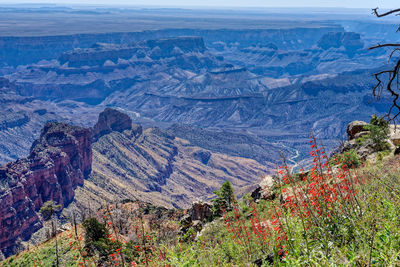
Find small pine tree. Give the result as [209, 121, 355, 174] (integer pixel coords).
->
[83, 218, 114, 264]
[211, 181, 236, 217]
[83, 218, 109, 245]
[39, 201, 61, 221]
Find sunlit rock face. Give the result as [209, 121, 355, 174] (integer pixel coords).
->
[0, 122, 91, 257]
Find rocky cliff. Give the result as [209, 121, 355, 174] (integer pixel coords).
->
[0, 122, 91, 257]
[92, 107, 134, 141]
[70, 108, 270, 210]
[317, 32, 364, 55]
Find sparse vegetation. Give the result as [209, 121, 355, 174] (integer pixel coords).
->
[39, 201, 61, 221]
[2, 135, 400, 266]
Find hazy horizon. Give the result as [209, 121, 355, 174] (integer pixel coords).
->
[0, 0, 397, 9]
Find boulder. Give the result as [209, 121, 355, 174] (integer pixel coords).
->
[347, 121, 368, 140]
[190, 201, 212, 222]
[179, 201, 212, 240]
[356, 145, 375, 160]
[389, 125, 400, 146]
[251, 175, 276, 201]
[341, 139, 358, 153]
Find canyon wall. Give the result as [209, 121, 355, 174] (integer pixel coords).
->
[0, 122, 91, 257]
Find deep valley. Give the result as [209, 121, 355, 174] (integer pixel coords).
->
[0, 5, 399, 261]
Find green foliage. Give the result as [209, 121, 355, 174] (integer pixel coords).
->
[82, 218, 114, 263]
[330, 149, 361, 168]
[211, 180, 236, 217]
[377, 150, 390, 161]
[39, 201, 61, 221]
[82, 218, 109, 245]
[370, 114, 389, 129]
[358, 114, 390, 152]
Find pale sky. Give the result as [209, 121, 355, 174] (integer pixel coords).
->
[0, 0, 397, 9]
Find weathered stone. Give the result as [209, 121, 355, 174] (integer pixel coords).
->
[347, 121, 368, 140]
[341, 139, 358, 153]
[251, 175, 276, 201]
[353, 131, 369, 140]
[356, 145, 374, 160]
[389, 125, 400, 146]
[192, 220, 203, 232]
[179, 201, 212, 240]
[190, 201, 212, 222]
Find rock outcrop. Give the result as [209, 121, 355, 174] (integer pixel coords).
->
[340, 120, 400, 161]
[179, 201, 212, 240]
[317, 32, 364, 55]
[251, 175, 276, 201]
[189, 201, 212, 222]
[347, 121, 368, 140]
[389, 125, 400, 146]
[92, 108, 134, 141]
[0, 122, 92, 257]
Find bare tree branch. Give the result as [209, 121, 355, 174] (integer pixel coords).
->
[369, 44, 400, 50]
[371, 7, 400, 121]
[372, 8, 400, 17]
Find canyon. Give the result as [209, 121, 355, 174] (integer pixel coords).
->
[0, 108, 275, 257]
[0, 6, 398, 258]
[0, 28, 393, 165]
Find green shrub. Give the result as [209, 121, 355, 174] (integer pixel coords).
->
[83, 218, 109, 244]
[362, 115, 390, 152]
[355, 115, 390, 152]
[330, 149, 361, 168]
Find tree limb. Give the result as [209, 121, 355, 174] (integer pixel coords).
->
[369, 44, 400, 50]
[372, 8, 400, 17]
[371, 7, 400, 121]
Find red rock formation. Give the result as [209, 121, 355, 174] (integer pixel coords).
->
[0, 122, 91, 257]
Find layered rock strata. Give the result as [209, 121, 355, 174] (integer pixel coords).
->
[0, 122, 91, 257]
